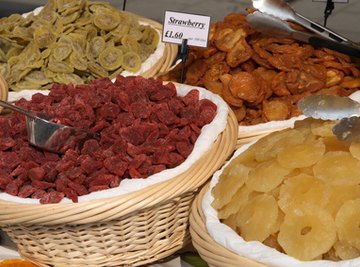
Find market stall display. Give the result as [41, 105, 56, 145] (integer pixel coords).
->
[158, 12, 360, 147]
[190, 115, 360, 266]
[0, 0, 177, 91]
[0, 75, 238, 266]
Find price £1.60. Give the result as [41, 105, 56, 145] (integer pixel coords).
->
[164, 30, 184, 39]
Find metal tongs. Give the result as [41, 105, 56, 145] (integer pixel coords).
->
[249, 0, 360, 58]
[0, 74, 94, 153]
[298, 94, 360, 142]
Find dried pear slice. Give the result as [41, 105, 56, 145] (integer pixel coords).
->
[33, 25, 56, 49]
[122, 51, 141, 73]
[88, 36, 106, 58]
[53, 43, 72, 61]
[98, 46, 123, 71]
[121, 35, 140, 52]
[60, 11, 81, 25]
[5, 47, 22, 60]
[88, 61, 108, 78]
[48, 59, 74, 74]
[54, 73, 83, 84]
[93, 10, 120, 31]
[12, 79, 41, 90]
[69, 52, 88, 71]
[0, 49, 6, 62]
[111, 24, 130, 44]
[25, 70, 51, 85]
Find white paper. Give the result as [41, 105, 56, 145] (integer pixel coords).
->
[202, 91, 360, 266]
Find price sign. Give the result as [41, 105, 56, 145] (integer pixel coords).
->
[162, 11, 211, 48]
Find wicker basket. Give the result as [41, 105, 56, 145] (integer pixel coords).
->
[0, 74, 8, 112]
[190, 184, 268, 267]
[134, 13, 178, 79]
[0, 108, 237, 267]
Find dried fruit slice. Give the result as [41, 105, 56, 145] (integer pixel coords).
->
[278, 173, 330, 212]
[277, 139, 325, 169]
[98, 47, 123, 71]
[333, 240, 360, 260]
[236, 194, 279, 242]
[217, 185, 257, 219]
[211, 163, 251, 209]
[246, 159, 292, 192]
[254, 129, 305, 162]
[323, 136, 350, 152]
[326, 185, 360, 218]
[313, 151, 360, 185]
[93, 9, 121, 31]
[310, 120, 337, 137]
[122, 51, 141, 73]
[335, 199, 360, 250]
[278, 204, 337, 261]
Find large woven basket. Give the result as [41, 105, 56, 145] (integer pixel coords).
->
[0, 109, 238, 266]
[190, 184, 268, 267]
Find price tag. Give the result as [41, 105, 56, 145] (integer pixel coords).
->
[162, 10, 211, 48]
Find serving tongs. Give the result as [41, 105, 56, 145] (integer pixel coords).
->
[298, 94, 360, 142]
[0, 74, 94, 153]
[247, 11, 360, 58]
[251, 0, 352, 44]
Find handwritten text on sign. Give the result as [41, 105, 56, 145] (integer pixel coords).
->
[162, 11, 211, 48]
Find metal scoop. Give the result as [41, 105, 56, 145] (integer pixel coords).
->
[247, 11, 360, 58]
[298, 94, 360, 142]
[0, 100, 93, 153]
[251, 0, 352, 44]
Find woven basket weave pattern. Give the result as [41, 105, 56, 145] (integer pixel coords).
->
[0, 109, 238, 266]
[190, 184, 268, 267]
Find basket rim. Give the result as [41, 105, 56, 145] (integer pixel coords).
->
[0, 109, 238, 225]
[189, 184, 269, 267]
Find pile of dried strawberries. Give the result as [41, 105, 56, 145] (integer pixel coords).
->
[0, 76, 217, 203]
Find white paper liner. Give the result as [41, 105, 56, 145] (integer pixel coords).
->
[2, 83, 228, 204]
[24, 6, 165, 78]
[203, 92, 360, 267]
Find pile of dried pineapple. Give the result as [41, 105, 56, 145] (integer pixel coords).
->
[0, 0, 159, 90]
[212, 118, 360, 261]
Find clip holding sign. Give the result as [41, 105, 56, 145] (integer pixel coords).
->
[179, 39, 189, 83]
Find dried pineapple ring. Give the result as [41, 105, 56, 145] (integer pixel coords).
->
[245, 159, 292, 193]
[336, 199, 360, 250]
[313, 151, 360, 185]
[310, 120, 337, 137]
[212, 163, 251, 209]
[98, 47, 123, 71]
[278, 204, 337, 261]
[278, 173, 330, 213]
[277, 139, 325, 169]
[217, 185, 257, 220]
[121, 35, 140, 52]
[236, 194, 279, 242]
[254, 129, 305, 162]
[122, 51, 141, 72]
[333, 240, 360, 260]
[326, 185, 360, 218]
